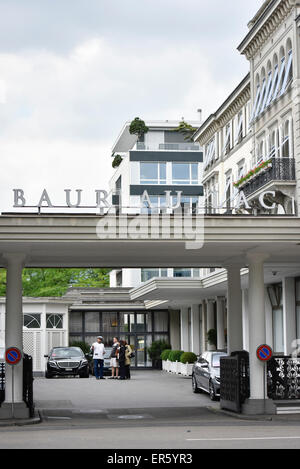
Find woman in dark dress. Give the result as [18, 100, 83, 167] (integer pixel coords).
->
[118, 340, 126, 380]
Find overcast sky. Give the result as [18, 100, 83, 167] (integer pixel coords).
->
[0, 0, 262, 211]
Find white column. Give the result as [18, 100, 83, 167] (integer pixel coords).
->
[226, 264, 243, 354]
[206, 299, 215, 351]
[242, 289, 249, 351]
[247, 253, 268, 401]
[190, 304, 200, 355]
[216, 297, 225, 350]
[180, 307, 189, 351]
[201, 301, 207, 353]
[282, 277, 297, 355]
[2, 253, 29, 419]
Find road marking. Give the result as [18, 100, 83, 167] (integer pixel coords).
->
[46, 416, 72, 420]
[186, 436, 300, 441]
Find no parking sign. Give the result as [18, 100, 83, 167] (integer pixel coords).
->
[256, 344, 273, 362]
[5, 347, 22, 366]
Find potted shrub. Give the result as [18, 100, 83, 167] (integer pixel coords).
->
[112, 154, 123, 168]
[148, 340, 171, 370]
[129, 117, 149, 139]
[180, 352, 197, 376]
[160, 349, 172, 372]
[168, 350, 184, 374]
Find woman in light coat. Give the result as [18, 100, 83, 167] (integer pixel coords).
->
[125, 341, 133, 380]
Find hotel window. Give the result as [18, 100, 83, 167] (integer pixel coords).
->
[141, 268, 168, 282]
[235, 111, 243, 145]
[255, 77, 266, 118]
[172, 195, 198, 214]
[172, 163, 198, 185]
[140, 162, 166, 184]
[273, 56, 286, 101]
[280, 50, 293, 96]
[250, 84, 261, 122]
[225, 174, 232, 212]
[261, 70, 273, 113]
[267, 284, 284, 353]
[24, 314, 41, 329]
[223, 123, 232, 155]
[46, 314, 63, 329]
[282, 121, 290, 158]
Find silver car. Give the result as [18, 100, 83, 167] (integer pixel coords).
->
[192, 351, 227, 400]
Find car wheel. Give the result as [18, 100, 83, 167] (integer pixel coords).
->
[192, 374, 201, 393]
[45, 371, 53, 379]
[209, 381, 217, 401]
[80, 370, 90, 378]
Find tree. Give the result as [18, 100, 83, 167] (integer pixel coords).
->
[129, 117, 149, 138]
[173, 121, 197, 142]
[0, 268, 110, 297]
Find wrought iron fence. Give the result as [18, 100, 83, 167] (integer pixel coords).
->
[242, 157, 296, 198]
[267, 356, 300, 400]
[220, 351, 250, 413]
[23, 354, 34, 417]
[0, 356, 34, 417]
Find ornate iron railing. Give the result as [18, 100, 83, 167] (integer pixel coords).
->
[220, 351, 250, 413]
[23, 354, 34, 417]
[241, 158, 296, 198]
[267, 356, 300, 400]
[0, 356, 34, 417]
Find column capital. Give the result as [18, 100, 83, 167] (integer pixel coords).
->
[206, 298, 215, 303]
[246, 252, 269, 264]
[2, 252, 27, 267]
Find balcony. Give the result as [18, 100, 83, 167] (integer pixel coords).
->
[240, 158, 296, 198]
[136, 142, 200, 151]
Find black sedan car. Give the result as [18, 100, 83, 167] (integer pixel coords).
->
[45, 346, 89, 378]
[192, 351, 227, 400]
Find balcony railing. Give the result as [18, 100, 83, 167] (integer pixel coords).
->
[136, 142, 200, 151]
[241, 157, 296, 198]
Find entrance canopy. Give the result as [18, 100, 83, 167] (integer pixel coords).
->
[0, 213, 300, 268]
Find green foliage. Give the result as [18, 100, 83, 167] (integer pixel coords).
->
[173, 120, 197, 142]
[168, 350, 184, 362]
[160, 349, 172, 361]
[129, 117, 149, 138]
[0, 268, 110, 297]
[69, 341, 91, 355]
[234, 159, 272, 188]
[207, 329, 217, 347]
[112, 154, 123, 168]
[147, 340, 171, 361]
[180, 352, 197, 364]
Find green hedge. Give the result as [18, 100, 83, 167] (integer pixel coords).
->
[160, 349, 172, 361]
[180, 352, 197, 364]
[168, 350, 184, 362]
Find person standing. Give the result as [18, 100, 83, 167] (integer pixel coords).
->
[117, 340, 126, 380]
[125, 341, 133, 380]
[109, 337, 119, 379]
[90, 336, 106, 380]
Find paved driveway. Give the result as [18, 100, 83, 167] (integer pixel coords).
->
[34, 370, 216, 412]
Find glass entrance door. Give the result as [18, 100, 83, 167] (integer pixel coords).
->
[136, 335, 146, 367]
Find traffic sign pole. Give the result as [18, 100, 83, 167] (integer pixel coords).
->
[256, 344, 273, 414]
[5, 347, 22, 418]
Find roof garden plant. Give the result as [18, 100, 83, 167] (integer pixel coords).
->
[173, 120, 197, 142]
[129, 117, 149, 139]
[112, 154, 123, 168]
[233, 159, 272, 188]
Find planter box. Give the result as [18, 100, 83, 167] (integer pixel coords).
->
[180, 363, 194, 377]
[169, 361, 181, 374]
[163, 360, 172, 372]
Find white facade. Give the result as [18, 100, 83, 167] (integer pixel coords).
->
[0, 298, 69, 373]
[109, 120, 204, 288]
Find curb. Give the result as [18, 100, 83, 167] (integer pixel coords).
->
[206, 406, 273, 421]
[0, 410, 42, 427]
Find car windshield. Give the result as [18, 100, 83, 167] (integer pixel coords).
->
[212, 353, 226, 368]
[50, 347, 83, 359]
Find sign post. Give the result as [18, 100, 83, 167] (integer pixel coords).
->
[5, 347, 22, 418]
[256, 344, 273, 414]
